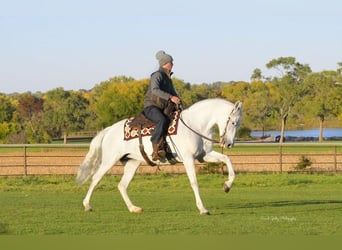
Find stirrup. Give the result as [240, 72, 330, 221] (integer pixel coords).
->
[158, 149, 166, 158]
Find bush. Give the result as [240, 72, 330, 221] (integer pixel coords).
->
[199, 163, 224, 174]
[295, 155, 312, 170]
[237, 126, 252, 140]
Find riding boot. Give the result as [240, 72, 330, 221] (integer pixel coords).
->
[152, 143, 166, 161]
[165, 142, 178, 165]
[158, 135, 167, 154]
[160, 136, 178, 165]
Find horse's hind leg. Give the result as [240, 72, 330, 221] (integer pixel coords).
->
[117, 159, 142, 213]
[82, 161, 116, 211]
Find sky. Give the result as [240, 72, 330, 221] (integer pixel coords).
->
[1, 0, 342, 93]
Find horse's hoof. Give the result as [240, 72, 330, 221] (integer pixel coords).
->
[84, 205, 93, 212]
[223, 183, 230, 193]
[130, 207, 144, 213]
[200, 211, 210, 215]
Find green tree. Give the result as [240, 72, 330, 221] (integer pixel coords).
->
[266, 57, 312, 143]
[16, 93, 46, 143]
[188, 83, 221, 105]
[93, 79, 149, 127]
[243, 81, 276, 135]
[170, 78, 193, 107]
[336, 62, 342, 80]
[251, 68, 263, 81]
[221, 81, 249, 103]
[0, 94, 16, 142]
[300, 72, 341, 141]
[333, 63, 342, 122]
[0, 93, 15, 123]
[43, 88, 89, 143]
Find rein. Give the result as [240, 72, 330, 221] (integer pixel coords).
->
[179, 115, 221, 144]
[179, 107, 235, 145]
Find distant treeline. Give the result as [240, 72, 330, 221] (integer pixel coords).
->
[1, 57, 341, 143]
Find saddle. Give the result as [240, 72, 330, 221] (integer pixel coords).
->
[128, 113, 155, 130]
[123, 110, 181, 166]
[124, 110, 180, 141]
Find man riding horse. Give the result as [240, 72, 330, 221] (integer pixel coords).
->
[143, 50, 181, 161]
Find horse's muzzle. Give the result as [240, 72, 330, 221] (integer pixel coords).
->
[226, 141, 235, 148]
[221, 141, 233, 148]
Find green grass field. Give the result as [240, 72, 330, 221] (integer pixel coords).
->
[226, 142, 342, 154]
[0, 173, 341, 236]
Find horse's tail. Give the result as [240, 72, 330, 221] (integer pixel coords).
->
[76, 128, 107, 185]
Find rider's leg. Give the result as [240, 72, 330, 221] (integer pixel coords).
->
[143, 106, 169, 160]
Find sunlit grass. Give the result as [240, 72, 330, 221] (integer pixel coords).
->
[0, 173, 341, 235]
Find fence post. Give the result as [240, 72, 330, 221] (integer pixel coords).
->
[334, 145, 337, 173]
[23, 145, 27, 176]
[279, 145, 283, 173]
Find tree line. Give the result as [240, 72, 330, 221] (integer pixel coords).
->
[1, 57, 341, 144]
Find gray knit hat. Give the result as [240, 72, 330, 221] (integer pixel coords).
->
[156, 50, 173, 66]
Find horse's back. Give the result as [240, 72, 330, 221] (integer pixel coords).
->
[100, 119, 130, 147]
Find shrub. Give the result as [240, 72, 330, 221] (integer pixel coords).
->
[237, 126, 252, 140]
[295, 155, 312, 170]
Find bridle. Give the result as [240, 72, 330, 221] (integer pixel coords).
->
[179, 103, 239, 146]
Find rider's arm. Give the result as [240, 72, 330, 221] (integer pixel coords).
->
[150, 72, 172, 100]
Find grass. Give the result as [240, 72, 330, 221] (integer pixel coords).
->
[0, 173, 342, 236]
[225, 143, 342, 154]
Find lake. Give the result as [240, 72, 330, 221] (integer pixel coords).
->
[251, 128, 342, 138]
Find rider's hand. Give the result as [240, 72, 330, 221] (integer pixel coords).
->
[170, 96, 180, 105]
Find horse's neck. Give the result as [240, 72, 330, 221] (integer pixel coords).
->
[182, 101, 222, 133]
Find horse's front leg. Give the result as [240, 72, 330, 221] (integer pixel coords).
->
[203, 150, 235, 193]
[183, 156, 210, 215]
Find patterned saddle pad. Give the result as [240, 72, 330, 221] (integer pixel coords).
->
[124, 110, 181, 140]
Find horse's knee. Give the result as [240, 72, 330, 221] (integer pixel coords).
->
[117, 182, 124, 191]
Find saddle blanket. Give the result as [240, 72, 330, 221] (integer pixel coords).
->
[124, 110, 180, 140]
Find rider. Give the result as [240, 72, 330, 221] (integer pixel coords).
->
[143, 50, 181, 161]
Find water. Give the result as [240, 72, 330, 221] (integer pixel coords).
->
[251, 128, 342, 138]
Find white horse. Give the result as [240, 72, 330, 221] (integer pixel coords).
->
[77, 98, 242, 215]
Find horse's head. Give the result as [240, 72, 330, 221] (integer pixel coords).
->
[219, 101, 242, 148]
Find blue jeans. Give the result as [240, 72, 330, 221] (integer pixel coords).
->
[143, 106, 170, 144]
